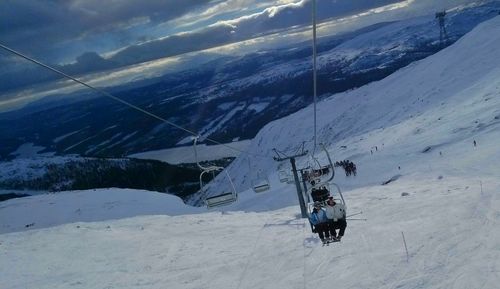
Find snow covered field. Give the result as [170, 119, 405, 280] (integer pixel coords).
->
[1, 174, 499, 289]
[1, 10, 500, 289]
[129, 139, 251, 164]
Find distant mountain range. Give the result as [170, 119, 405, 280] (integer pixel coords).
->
[1, 2, 499, 160]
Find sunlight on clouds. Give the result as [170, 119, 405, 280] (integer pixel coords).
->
[0, 56, 183, 112]
[88, 57, 182, 87]
[214, 0, 417, 53]
[201, 0, 254, 18]
[212, 0, 305, 28]
[0, 92, 39, 109]
[0, 82, 76, 112]
[352, 0, 415, 19]
[171, 0, 302, 29]
[315, 0, 416, 36]
[265, 0, 305, 18]
[166, 0, 257, 30]
[212, 11, 261, 28]
[201, 26, 308, 55]
[276, 0, 298, 4]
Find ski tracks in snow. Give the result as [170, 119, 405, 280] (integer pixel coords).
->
[234, 212, 308, 289]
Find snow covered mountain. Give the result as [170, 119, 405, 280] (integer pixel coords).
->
[1, 6, 500, 289]
[1, 1, 499, 159]
[198, 12, 500, 208]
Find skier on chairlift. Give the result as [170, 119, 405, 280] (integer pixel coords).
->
[325, 196, 347, 241]
[311, 185, 329, 202]
[309, 201, 330, 244]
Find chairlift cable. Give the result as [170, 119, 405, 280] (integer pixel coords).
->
[0, 43, 272, 160]
[312, 0, 318, 155]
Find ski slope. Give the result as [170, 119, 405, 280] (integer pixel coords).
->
[1, 175, 499, 289]
[2, 11, 500, 289]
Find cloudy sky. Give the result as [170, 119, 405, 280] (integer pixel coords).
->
[0, 0, 473, 111]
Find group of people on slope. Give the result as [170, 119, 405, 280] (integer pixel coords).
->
[335, 160, 357, 177]
[309, 197, 347, 244]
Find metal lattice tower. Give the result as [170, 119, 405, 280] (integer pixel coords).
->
[435, 10, 448, 46]
[273, 144, 309, 218]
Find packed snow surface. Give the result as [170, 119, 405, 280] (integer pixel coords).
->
[2, 12, 500, 289]
[1, 175, 499, 289]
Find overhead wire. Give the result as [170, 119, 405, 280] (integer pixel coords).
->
[312, 0, 318, 156]
[0, 43, 272, 159]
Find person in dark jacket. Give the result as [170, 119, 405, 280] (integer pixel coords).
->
[309, 202, 330, 244]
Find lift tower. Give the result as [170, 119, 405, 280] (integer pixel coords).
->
[273, 144, 308, 218]
[435, 10, 448, 47]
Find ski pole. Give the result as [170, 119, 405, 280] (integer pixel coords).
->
[346, 218, 367, 221]
[402, 231, 409, 262]
[346, 211, 363, 218]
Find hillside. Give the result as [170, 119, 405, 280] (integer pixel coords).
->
[199, 13, 500, 206]
[0, 156, 203, 201]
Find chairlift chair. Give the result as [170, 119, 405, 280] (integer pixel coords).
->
[304, 143, 335, 184]
[306, 181, 346, 214]
[193, 136, 238, 208]
[278, 170, 289, 183]
[205, 192, 237, 208]
[247, 157, 271, 193]
[252, 179, 270, 193]
[252, 170, 270, 193]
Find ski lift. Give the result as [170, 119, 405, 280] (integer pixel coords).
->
[303, 143, 345, 211]
[278, 170, 289, 183]
[304, 143, 335, 183]
[247, 157, 270, 193]
[306, 181, 346, 213]
[193, 136, 237, 208]
[252, 178, 270, 193]
[205, 189, 237, 208]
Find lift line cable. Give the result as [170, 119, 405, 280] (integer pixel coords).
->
[312, 0, 318, 156]
[0, 43, 272, 159]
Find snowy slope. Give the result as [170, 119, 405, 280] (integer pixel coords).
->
[1, 176, 499, 289]
[0, 189, 204, 234]
[1, 12, 500, 289]
[318, 1, 500, 72]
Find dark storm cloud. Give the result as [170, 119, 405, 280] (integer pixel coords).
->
[0, 0, 215, 58]
[0, 0, 402, 93]
[0, 0, 215, 91]
[109, 0, 402, 66]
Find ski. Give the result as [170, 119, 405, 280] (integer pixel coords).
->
[321, 238, 340, 246]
